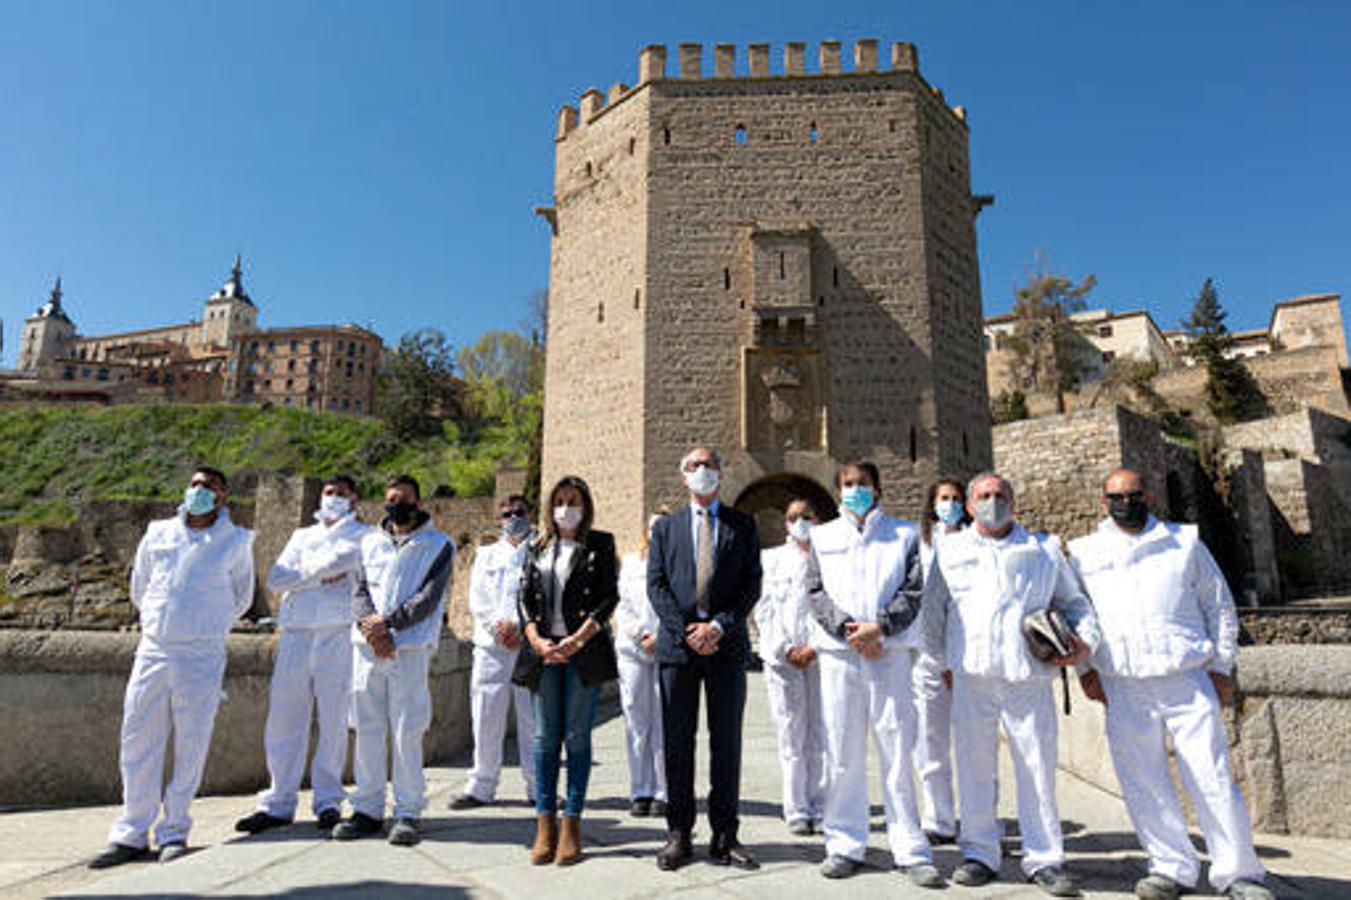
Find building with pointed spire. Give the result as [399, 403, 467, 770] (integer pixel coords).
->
[17, 277, 78, 372]
[4, 258, 381, 412]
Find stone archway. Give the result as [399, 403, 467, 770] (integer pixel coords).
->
[733, 472, 838, 547]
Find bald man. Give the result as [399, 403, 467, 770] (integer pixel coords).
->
[1069, 469, 1271, 900]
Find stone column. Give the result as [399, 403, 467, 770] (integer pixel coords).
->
[253, 475, 321, 616]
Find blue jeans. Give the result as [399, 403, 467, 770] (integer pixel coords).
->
[532, 661, 599, 817]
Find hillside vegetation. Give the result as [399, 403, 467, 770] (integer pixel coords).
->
[0, 403, 525, 525]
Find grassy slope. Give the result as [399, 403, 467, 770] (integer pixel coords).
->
[0, 404, 494, 525]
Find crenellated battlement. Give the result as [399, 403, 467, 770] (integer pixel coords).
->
[557, 39, 964, 140]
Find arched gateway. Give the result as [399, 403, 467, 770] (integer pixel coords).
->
[733, 473, 838, 548]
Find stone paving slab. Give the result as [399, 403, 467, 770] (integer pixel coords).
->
[3, 672, 1349, 899]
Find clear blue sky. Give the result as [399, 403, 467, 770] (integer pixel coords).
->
[2, 1, 1348, 365]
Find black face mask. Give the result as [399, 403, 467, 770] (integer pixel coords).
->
[385, 501, 419, 526]
[1108, 496, 1149, 530]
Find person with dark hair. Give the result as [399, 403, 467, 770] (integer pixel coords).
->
[615, 509, 670, 818]
[1070, 469, 1271, 900]
[922, 472, 1099, 897]
[236, 475, 373, 835]
[754, 497, 826, 836]
[91, 468, 255, 869]
[806, 461, 940, 887]
[514, 475, 619, 866]
[450, 494, 537, 811]
[333, 474, 454, 848]
[649, 447, 762, 872]
[911, 478, 970, 846]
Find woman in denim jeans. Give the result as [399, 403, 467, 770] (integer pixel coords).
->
[514, 475, 619, 865]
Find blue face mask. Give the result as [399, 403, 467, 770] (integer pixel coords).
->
[840, 485, 874, 517]
[935, 498, 965, 527]
[184, 485, 217, 516]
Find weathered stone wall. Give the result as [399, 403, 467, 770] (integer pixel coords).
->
[0, 629, 473, 807]
[993, 406, 1166, 542]
[1056, 644, 1351, 839]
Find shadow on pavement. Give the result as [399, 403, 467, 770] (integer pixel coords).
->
[61, 882, 470, 899]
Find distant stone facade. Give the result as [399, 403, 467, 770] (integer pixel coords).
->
[540, 40, 993, 548]
[6, 258, 382, 413]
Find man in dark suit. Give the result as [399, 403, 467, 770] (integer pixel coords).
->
[647, 446, 762, 871]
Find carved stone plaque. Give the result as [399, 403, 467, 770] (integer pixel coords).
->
[744, 348, 823, 451]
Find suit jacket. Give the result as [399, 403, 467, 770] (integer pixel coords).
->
[513, 528, 620, 691]
[646, 502, 762, 666]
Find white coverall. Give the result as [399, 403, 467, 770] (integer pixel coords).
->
[806, 509, 931, 867]
[616, 552, 667, 802]
[350, 517, 455, 821]
[912, 532, 959, 838]
[108, 508, 255, 850]
[922, 524, 1100, 878]
[254, 511, 372, 819]
[464, 535, 536, 803]
[754, 541, 826, 825]
[1070, 516, 1265, 893]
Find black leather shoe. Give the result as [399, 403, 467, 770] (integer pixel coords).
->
[630, 797, 653, 817]
[709, 832, 759, 870]
[449, 793, 488, 811]
[235, 811, 292, 834]
[316, 808, 341, 831]
[656, 831, 692, 871]
[331, 812, 383, 841]
[89, 843, 149, 869]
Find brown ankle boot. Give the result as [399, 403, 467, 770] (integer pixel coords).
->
[555, 815, 582, 866]
[530, 813, 557, 865]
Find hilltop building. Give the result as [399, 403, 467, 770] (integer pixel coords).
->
[6, 258, 381, 413]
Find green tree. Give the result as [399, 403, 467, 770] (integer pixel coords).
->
[991, 389, 1030, 424]
[1182, 278, 1267, 423]
[1003, 260, 1098, 413]
[375, 328, 464, 441]
[457, 330, 535, 402]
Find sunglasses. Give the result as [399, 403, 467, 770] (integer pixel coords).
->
[499, 508, 529, 519]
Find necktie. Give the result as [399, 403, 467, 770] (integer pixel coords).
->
[695, 508, 714, 613]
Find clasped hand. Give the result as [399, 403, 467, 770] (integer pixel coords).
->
[685, 622, 721, 656]
[1048, 635, 1091, 669]
[359, 614, 395, 659]
[844, 621, 884, 660]
[534, 633, 581, 666]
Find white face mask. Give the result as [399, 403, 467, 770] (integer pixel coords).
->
[787, 516, 812, 542]
[683, 464, 719, 497]
[553, 505, 584, 531]
[319, 494, 352, 521]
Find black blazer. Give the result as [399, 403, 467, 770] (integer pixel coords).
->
[646, 503, 762, 666]
[512, 528, 620, 691]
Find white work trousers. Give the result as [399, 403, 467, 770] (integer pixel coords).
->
[465, 643, 536, 802]
[350, 643, 432, 821]
[108, 647, 227, 849]
[1103, 669, 1265, 892]
[256, 625, 352, 818]
[818, 649, 931, 866]
[618, 654, 667, 801]
[764, 660, 826, 823]
[912, 651, 956, 836]
[952, 674, 1063, 877]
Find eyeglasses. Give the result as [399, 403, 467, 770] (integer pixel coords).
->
[1105, 491, 1145, 502]
[499, 508, 528, 519]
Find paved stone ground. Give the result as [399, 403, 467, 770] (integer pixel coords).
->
[5, 671, 1350, 899]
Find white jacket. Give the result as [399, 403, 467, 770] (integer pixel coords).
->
[616, 552, 660, 662]
[131, 507, 255, 649]
[468, 536, 531, 649]
[754, 542, 813, 665]
[922, 524, 1100, 681]
[807, 509, 925, 654]
[267, 513, 372, 630]
[353, 517, 455, 650]
[1069, 516, 1238, 677]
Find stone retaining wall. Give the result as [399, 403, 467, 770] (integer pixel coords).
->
[1056, 644, 1351, 839]
[0, 629, 473, 809]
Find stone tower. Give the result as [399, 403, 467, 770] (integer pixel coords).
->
[17, 277, 77, 372]
[539, 40, 993, 548]
[201, 255, 258, 348]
